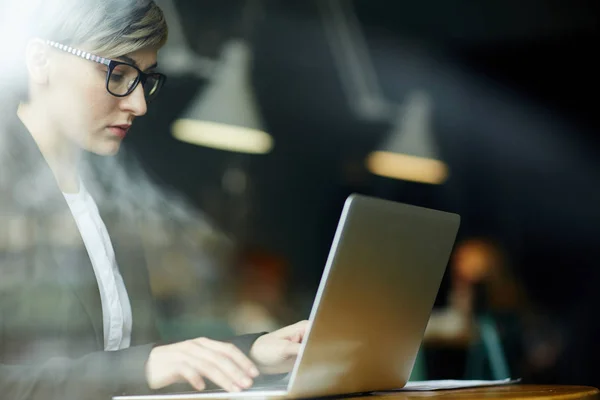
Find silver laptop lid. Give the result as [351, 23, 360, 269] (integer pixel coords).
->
[287, 194, 460, 398]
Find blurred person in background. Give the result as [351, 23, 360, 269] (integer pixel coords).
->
[0, 1, 307, 399]
[424, 238, 530, 378]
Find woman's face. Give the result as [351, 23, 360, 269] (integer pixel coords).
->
[37, 43, 159, 156]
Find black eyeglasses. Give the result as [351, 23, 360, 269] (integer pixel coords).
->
[45, 40, 166, 103]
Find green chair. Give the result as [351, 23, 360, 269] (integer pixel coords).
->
[464, 313, 511, 380]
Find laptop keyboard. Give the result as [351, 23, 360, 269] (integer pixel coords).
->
[198, 374, 289, 394]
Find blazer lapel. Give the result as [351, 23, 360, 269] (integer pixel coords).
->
[48, 212, 105, 350]
[4, 113, 105, 350]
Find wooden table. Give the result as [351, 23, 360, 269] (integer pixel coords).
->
[366, 385, 599, 399]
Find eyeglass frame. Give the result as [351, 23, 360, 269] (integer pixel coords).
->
[45, 40, 166, 102]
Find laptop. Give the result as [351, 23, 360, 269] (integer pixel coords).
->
[115, 194, 460, 400]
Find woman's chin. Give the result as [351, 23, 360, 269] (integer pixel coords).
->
[89, 141, 122, 156]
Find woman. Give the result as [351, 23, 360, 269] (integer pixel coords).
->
[0, 0, 307, 399]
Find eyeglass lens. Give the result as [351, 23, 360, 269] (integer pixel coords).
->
[107, 64, 162, 100]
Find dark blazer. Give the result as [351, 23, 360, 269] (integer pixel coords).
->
[0, 114, 261, 400]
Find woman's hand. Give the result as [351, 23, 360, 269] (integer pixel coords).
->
[145, 337, 260, 392]
[249, 320, 309, 375]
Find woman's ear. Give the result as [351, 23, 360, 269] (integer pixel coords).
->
[24, 38, 50, 85]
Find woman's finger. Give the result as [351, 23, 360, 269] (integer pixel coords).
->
[183, 342, 250, 391]
[194, 338, 259, 377]
[177, 363, 207, 392]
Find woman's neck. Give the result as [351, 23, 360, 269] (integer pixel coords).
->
[17, 103, 81, 193]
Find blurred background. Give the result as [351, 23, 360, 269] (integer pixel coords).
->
[112, 0, 598, 388]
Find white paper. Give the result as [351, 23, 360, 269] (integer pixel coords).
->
[374, 378, 520, 392]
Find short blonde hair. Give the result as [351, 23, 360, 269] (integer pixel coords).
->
[30, 0, 168, 57]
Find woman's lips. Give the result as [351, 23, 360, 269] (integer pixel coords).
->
[108, 125, 131, 138]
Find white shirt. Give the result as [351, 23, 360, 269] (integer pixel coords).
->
[63, 181, 133, 351]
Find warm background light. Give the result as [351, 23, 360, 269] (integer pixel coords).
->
[172, 119, 274, 154]
[366, 151, 449, 185]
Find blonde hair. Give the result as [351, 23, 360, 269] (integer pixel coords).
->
[29, 0, 168, 57]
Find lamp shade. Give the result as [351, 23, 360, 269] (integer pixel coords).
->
[367, 90, 448, 184]
[172, 40, 273, 154]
